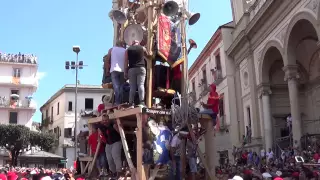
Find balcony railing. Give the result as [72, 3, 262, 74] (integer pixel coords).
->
[0, 52, 37, 65]
[42, 117, 51, 127]
[80, 109, 98, 117]
[5, 77, 38, 87]
[0, 98, 37, 109]
[212, 69, 223, 84]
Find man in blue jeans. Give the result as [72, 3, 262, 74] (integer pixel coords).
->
[124, 40, 146, 107]
[105, 41, 126, 105]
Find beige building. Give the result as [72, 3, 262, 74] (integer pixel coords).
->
[40, 84, 112, 168]
[189, 0, 320, 166]
[0, 53, 38, 128]
[228, 0, 320, 153]
[188, 22, 241, 165]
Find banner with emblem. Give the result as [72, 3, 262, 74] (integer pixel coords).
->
[157, 15, 184, 68]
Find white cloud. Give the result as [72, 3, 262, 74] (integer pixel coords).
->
[35, 72, 47, 80]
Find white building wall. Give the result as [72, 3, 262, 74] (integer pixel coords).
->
[41, 87, 109, 168]
[0, 62, 38, 128]
[0, 64, 38, 86]
[188, 29, 240, 165]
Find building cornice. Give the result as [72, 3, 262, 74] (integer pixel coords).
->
[227, 0, 275, 57]
[227, 0, 300, 59]
[188, 29, 222, 78]
[39, 85, 112, 111]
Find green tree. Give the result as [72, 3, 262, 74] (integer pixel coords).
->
[0, 124, 30, 166]
[30, 131, 56, 151]
[0, 124, 57, 166]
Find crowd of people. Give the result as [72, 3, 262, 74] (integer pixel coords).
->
[0, 167, 84, 180]
[215, 136, 320, 180]
[0, 52, 37, 64]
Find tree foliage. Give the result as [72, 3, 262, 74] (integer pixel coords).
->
[0, 124, 57, 166]
[30, 131, 56, 151]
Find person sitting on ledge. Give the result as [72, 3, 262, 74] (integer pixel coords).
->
[200, 83, 219, 127]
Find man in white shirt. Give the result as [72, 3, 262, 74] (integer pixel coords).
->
[105, 41, 126, 105]
[266, 148, 274, 162]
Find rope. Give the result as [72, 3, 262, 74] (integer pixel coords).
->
[171, 92, 199, 129]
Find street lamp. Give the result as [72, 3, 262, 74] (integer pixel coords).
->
[65, 45, 85, 162]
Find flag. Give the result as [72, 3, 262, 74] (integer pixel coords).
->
[157, 15, 184, 68]
[12, 77, 20, 85]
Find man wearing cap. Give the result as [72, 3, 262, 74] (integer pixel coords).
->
[124, 40, 147, 108]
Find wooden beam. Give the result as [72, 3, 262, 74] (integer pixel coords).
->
[88, 116, 102, 124]
[116, 118, 138, 180]
[145, 0, 155, 108]
[136, 113, 147, 180]
[113, 107, 143, 119]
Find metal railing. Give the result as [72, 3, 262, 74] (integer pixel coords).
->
[42, 117, 51, 126]
[212, 69, 223, 84]
[302, 119, 320, 135]
[3, 77, 38, 87]
[0, 98, 37, 109]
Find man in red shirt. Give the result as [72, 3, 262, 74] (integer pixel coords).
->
[200, 84, 219, 126]
[97, 95, 106, 116]
[88, 125, 107, 176]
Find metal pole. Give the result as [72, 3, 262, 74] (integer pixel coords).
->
[180, 12, 188, 180]
[74, 52, 79, 162]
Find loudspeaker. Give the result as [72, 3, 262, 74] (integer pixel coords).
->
[186, 11, 200, 25]
[124, 24, 144, 45]
[112, 9, 128, 24]
[163, 1, 179, 17]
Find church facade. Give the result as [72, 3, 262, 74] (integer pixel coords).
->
[228, 0, 320, 153]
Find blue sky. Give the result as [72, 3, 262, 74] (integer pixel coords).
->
[0, 0, 232, 123]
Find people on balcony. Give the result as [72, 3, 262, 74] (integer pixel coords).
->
[0, 52, 37, 64]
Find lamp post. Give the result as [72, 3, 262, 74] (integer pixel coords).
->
[65, 45, 85, 162]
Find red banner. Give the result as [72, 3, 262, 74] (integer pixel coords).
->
[157, 15, 172, 60]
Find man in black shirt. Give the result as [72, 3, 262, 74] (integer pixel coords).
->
[102, 119, 123, 178]
[124, 40, 146, 107]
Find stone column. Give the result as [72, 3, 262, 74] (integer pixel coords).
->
[283, 65, 302, 147]
[259, 86, 273, 150]
[204, 119, 216, 179]
[258, 95, 264, 140]
[247, 54, 260, 138]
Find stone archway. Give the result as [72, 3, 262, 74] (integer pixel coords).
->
[259, 44, 289, 150]
[284, 11, 320, 66]
[282, 11, 320, 146]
